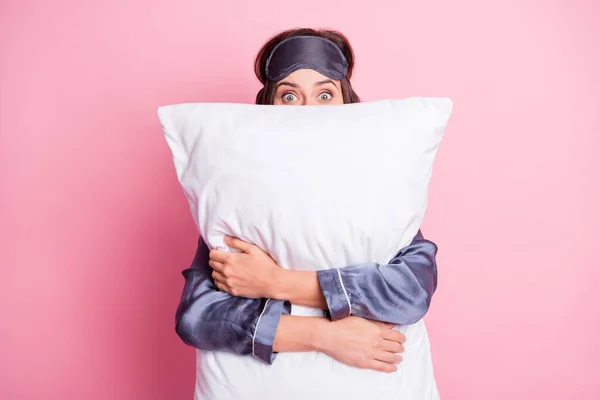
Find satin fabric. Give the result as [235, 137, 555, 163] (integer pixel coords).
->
[175, 239, 291, 364]
[264, 35, 349, 82]
[317, 230, 438, 324]
[175, 231, 438, 365]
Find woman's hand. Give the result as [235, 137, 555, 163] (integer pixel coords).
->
[209, 236, 282, 298]
[315, 316, 406, 373]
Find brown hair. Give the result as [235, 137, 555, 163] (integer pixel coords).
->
[254, 28, 361, 105]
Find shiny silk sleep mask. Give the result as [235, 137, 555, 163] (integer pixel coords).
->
[264, 36, 349, 82]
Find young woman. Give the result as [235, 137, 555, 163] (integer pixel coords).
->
[175, 28, 439, 396]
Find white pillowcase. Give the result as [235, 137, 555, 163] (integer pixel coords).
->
[158, 97, 452, 400]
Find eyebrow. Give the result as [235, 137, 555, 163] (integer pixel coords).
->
[314, 79, 337, 87]
[276, 79, 338, 89]
[276, 81, 299, 89]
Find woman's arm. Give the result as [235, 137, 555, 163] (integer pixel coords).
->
[313, 230, 438, 324]
[176, 236, 407, 371]
[275, 315, 406, 373]
[175, 236, 291, 364]
[216, 231, 438, 325]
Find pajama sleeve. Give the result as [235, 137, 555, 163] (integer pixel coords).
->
[317, 230, 438, 325]
[175, 236, 291, 365]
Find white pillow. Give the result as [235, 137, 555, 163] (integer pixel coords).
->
[158, 97, 452, 400]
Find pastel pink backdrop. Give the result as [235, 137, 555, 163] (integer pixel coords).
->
[1, 0, 598, 399]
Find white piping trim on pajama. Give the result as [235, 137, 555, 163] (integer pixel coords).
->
[336, 268, 352, 317]
[252, 298, 270, 356]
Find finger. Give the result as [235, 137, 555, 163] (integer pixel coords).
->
[373, 351, 396, 364]
[209, 248, 230, 263]
[208, 259, 225, 272]
[367, 360, 397, 373]
[214, 280, 229, 293]
[212, 269, 226, 284]
[382, 329, 406, 344]
[224, 236, 254, 254]
[380, 340, 405, 354]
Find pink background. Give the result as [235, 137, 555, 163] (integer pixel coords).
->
[1, 0, 599, 399]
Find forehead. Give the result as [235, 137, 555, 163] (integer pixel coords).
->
[277, 69, 339, 87]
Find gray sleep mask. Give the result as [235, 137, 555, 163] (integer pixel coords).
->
[264, 36, 349, 82]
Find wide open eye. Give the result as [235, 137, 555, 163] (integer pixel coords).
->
[319, 92, 332, 101]
[282, 93, 298, 103]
